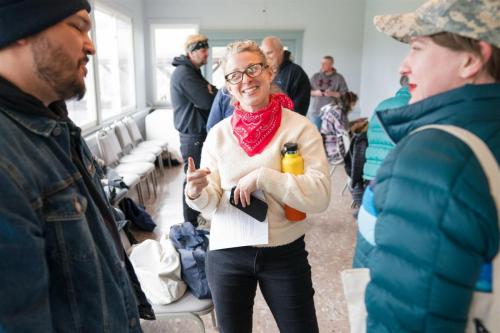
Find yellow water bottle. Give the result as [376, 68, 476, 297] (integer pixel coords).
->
[281, 142, 306, 221]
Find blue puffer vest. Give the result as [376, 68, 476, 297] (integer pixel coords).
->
[355, 84, 500, 333]
[363, 86, 411, 181]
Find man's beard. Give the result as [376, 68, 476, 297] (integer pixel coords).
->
[31, 35, 87, 101]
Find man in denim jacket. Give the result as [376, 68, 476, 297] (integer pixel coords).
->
[0, 1, 143, 332]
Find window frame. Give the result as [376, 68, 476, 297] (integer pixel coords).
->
[66, 2, 138, 136]
[149, 21, 199, 107]
[94, 3, 138, 122]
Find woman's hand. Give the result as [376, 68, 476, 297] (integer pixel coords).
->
[186, 157, 211, 200]
[233, 169, 260, 207]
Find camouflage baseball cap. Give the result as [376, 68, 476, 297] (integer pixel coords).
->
[373, 0, 500, 48]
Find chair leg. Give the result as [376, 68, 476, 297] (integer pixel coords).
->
[329, 164, 337, 176]
[341, 180, 349, 195]
[136, 183, 144, 205]
[210, 309, 217, 329]
[145, 177, 151, 198]
[158, 155, 165, 175]
[164, 150, 172, 168]
[150, 172, 157, 198]
[190, 314, 206, 333]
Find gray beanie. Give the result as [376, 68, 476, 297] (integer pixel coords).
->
[0, 0, 91, 49]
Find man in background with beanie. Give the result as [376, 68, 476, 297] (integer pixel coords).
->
[0, 1, 144, 332]
[170, 34, 217, 226]
[261, 36, 311, 116]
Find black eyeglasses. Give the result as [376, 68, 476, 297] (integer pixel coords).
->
[224, 63, 268, 85]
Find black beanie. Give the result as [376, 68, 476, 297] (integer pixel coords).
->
[0, 0, 91, 49]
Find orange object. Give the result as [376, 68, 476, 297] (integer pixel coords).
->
[281, 143, 307, 221]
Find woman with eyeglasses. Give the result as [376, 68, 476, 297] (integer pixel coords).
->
[185, 40, 330, 333]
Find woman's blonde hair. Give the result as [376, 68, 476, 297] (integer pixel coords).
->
[222, 40, 267, 75]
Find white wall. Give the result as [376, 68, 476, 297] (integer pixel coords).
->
[359, 0, 423, 117]
[143, 0, 367, 107]
[100, 0, 427, 117]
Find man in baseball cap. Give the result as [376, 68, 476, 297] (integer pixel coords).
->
[0, 1, 147, 331]
[351, 0, 499, 332]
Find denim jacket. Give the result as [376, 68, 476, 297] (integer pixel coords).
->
[0, 106, 142, 332]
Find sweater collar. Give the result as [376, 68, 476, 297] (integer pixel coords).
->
[376, 83, 500, 143]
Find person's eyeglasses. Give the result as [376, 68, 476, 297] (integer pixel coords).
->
[224, 63, 268, 85]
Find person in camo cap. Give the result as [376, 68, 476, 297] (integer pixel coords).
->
[352, 0, 499, 332]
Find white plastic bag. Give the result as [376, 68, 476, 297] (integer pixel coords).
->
[129, 234, 187, 305]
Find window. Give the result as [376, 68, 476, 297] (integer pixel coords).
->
[152, 24, 197, 105]
[67, 5, 136, 129]
[211, 46, 226, 89]
[95, 7, 136, 120]
[67, 58, 97, 128]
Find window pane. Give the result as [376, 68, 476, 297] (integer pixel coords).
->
[95, 8, 136, 121]
[67, 58, 97, 127]
[153, 25, 197, 104]
[211, 46, 226, 89]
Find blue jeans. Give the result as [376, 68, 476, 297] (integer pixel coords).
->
[206, 236, 319, 333]
[308, 114, 322, 130]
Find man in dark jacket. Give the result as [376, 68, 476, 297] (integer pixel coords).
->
[170, 34, 217, 225]
[0, 1, 145, 331]
[261, 36, 311, 116]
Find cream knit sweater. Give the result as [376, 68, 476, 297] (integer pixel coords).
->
[187, 108, 331, 247]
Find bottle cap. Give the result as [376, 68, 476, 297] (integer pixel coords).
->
[283, 142, 298, 154]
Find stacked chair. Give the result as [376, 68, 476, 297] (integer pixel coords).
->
[114, 120, 165, 175]
[123, 116, 172, 168]
[96, 127, 157, 205]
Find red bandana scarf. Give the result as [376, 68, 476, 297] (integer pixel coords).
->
[231, 93, 294, 156]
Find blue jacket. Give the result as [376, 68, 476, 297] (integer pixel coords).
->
[0, 100, 141, 331]
[363, 87, 411, 180]
[358, 84, 500, 332]
[206, 87, 234, 132]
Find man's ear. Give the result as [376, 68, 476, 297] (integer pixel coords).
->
[460, 41, 492, 79]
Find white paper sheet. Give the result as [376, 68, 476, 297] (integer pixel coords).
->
[209, 190, 269, 250]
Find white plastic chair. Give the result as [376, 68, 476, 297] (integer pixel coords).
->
[123, 116, 172, 168]
[150, 292, 217, 333]
[114, 121, 165, 174]
[97, 129, 157, 203]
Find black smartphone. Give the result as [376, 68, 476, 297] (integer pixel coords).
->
[229, 187, 268, 222]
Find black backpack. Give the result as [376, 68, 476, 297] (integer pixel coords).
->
[344, 131, 368, 207]
[119, 197, 157, 232]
